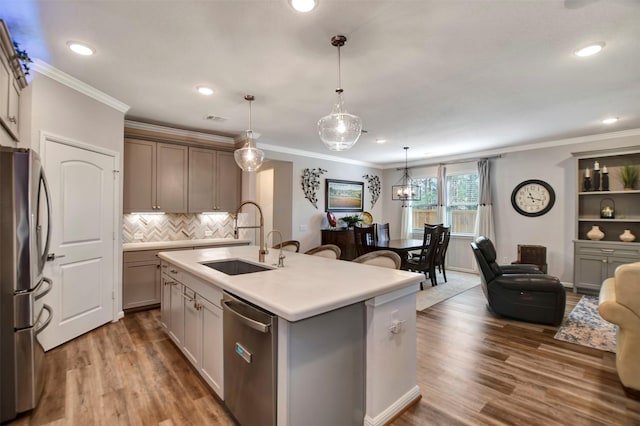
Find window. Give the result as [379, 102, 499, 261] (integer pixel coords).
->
[410, 177, 438, 232]
[446, 173, 479, 234]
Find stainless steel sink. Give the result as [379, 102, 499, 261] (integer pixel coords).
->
[201, 259, 273, 275]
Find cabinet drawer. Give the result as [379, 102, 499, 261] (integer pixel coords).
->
[575, 243, 640, 257]
[162, 262, 186, 283]
[182, 272, 223, 308]
[125, 250, 160, 263]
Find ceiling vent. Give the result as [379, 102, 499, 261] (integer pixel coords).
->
[204, 114, 228, 122]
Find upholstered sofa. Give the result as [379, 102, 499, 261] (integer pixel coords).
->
[598, 262, 640, 391]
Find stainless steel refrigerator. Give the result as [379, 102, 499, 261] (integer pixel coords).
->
[0, 147, 53, 423]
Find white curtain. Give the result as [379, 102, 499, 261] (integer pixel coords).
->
[437, 164, 446, 224]
[400, 201, 413, 239]
[474, 159, 495, 241]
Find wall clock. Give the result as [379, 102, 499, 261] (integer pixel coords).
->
[511, 179, 556, 217]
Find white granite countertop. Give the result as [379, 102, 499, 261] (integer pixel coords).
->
[123, 238, 251, 252]
[158, 245, 423, 322]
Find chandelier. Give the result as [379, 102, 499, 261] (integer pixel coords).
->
[234, 95, 265, 172]
[392, 147, 421, 207]
[317, 35, 362, 151]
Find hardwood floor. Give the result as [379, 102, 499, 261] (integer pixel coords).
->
[9, 287, 640, 425]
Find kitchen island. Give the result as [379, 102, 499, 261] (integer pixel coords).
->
[158, 245, 423, 426]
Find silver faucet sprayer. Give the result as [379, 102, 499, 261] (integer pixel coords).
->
[267, 229, 285, 268]
[233, 201, 267, 263]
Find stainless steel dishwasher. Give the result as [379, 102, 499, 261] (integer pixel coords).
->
[222, 292, 277, 426]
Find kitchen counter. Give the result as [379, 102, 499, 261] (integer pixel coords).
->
[123, 238, 250, 252]
[157, 244, 422, 322]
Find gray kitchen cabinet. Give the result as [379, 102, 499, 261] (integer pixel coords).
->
[573, 241, 640, 293]
[573, 150, 640, 293]
[123, 139, 188, 213]
[160, 260, 224, 398]
[160, 274, 171, 330]
[168, 279, 184, 346]
[188, 147, 241, 213]
[0, 20, 27, 143]
[123, 251, 161, 310]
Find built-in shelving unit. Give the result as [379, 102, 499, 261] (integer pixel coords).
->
[573, 149, 640, 293]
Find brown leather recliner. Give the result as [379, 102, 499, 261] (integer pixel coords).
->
[598, 262, 640, 391]
[471, 236, 566, 326]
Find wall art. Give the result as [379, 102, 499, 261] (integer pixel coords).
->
[301, 168, 327, 209]
[362, 174, 381, 208]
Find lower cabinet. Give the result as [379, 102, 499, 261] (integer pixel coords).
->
[161, 262, 224, 398]
[573, 240, 640, 293]
[123, 251, 161, 310]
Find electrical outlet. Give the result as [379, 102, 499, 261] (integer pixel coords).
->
[204, 230, 213, 237]
[299, 224, 308, 232]
[503, 257, 509, 263]
[134, 232, 143, 240]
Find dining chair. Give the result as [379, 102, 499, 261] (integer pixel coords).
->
[352, 250, 401, 269]
[353, 225, 375, 257]
[434, 226, 451, 282]
[273, 240, 300, 252]
[405, 224, 442, 288]
[304, 244, 342, 259]
[375, 223, 390, 243]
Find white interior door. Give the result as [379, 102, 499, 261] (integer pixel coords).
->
[39, 137, 117, 351]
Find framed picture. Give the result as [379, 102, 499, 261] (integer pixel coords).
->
[325, 179, 364, 212]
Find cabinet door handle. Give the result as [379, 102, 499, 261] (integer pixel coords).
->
[170, 269, 178, 274]
[600, 249, 615, 253]
[8, 116, 17, 123]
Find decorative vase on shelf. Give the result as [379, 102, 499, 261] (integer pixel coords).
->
[619, 229, 636, 242]
[586, 225, 605, 241]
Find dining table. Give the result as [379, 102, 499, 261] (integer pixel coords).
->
[370, 239, 425, 270]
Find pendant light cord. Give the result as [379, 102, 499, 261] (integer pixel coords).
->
[336, 44, 342, 92]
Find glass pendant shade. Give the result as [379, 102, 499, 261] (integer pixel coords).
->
[318, 91, 362, 151]
[234, 95, 264, 172]
[234, 130, 264, 172]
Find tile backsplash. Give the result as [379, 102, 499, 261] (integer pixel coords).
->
[123, 213, 242, 243]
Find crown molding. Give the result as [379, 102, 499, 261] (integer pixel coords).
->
[382, 128, 640, 169]
[32, 59, 130, 113]
[125, 120, 235, 145]
[259, 142, 379, 168]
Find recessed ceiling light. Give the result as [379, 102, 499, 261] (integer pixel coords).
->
[602, 117, 618, 124]
[289, 0, 317, 12]
[375, 138, 387, 144]
[197, 86, 214, 96]
[574, 42, 605, 57]
[67, 41, 95, 56]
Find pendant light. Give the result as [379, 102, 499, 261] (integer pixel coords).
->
[392, 147, 421, 207]
[317, 35, 362, 151]
[234, 95, 265, 172]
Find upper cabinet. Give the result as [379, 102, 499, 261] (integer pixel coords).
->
[0, 20, 28, 143]
[123, 139, 188, 213]
[124, 136, 241, 214]
[188, 147, 241, 213]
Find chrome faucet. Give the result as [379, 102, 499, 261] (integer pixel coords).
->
[267, 229, 286, 268]
[233, 201, 267, 263]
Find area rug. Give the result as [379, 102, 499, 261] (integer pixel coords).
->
[554, 295, 617, 353]
[416, 270, 480, 311]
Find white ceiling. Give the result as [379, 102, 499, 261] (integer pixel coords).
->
[4, 0, 640, 166]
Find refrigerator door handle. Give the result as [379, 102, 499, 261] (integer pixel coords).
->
[35, 304, 53, 335]
[38, 167, 53, 272]
[34, 277, 53, 300]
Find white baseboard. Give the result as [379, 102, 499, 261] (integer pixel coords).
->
[363, 386, 421, 426]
